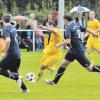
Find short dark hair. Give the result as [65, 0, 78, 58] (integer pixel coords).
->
[64, 13, 73, 21]
[47, 20, 57, 27]
[2, 14, 12, 23]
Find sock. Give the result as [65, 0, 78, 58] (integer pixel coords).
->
[53, 67, 66, 84]
[35, 71, 43, 81]
[35, 66, 46, 81]
[0, 68, 18, 80]
[21, 81, 27, 90]
[92, 66, 100, 72]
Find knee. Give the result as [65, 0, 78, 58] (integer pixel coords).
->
[41, 66, 46, 70]
[61, 63, 67, 68]
[85, 64, 93, 72]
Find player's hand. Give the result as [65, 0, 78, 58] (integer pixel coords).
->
[56, 43, 61, 48]
[93, 33, 99, 38]
[65, 46, 70, 50]
[2, 52, 7, 58]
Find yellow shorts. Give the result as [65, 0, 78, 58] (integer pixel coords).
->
[86, 37, 100, 50]
[40, 52, 62, 71]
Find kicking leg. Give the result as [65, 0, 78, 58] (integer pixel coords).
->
[0, 68, 18, 80]
[35, 66, 47, 81]
[0, 68, 29, 93]
[45, 59, 71, 85]
[86, 64, 100, 72]
[76, 52, 100, 72]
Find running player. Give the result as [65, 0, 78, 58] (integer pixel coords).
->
[35, 21, 63, 81]
[0, 14, 29, 93]
[86, 10, 100, 64]
[45, 14, 100, 85]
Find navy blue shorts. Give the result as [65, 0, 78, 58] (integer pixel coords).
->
[0, 55, 20, 73]
[64, 51, 91, 67]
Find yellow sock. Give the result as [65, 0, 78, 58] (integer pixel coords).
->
[35, 70, 44, 81]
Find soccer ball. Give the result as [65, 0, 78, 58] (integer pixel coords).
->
[26, 72, 35, 82]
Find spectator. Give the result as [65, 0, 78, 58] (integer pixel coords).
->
[26, 13, 38, 51]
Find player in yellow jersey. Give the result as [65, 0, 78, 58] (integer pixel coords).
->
[86, 11, 100, 64]
[35, 21, 63, 81]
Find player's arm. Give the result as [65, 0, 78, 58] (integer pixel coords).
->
[4, 37, 11, 56]
[95, 28, 100, 33]
[2, 28, 11, 57]
[56, 24, 72, 48]
[56, 38, 71, 48]
[86, 28, 99, 37]
[39, 25, 58, 35]
[94, 20, 100, 33]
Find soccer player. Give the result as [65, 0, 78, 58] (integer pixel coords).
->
[45, 14, 100, 85]
[35, 21, 63, 81]
[0, 14, 29, 93]
[86, 11, 100, 64]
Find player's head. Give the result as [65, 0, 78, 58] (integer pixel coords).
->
[64, 13, 73, 26]
[89, 10, 96, 20]
[46, 20, 57, 27]
[2, 14, 12, 23]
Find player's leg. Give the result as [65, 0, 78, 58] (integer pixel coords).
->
[76, 53, 100, 72]
[36, 66, 47, 81]
[9, 59, 29, 93]
[86, 40, 94, 64]
[36, 53, 61, 81]
[45, 51, 75, 84]
[0, 57, 19, 80]
[87, 48, 94, 64]
[47, 53, 62, 72]
[52, 59, 71, 84]
[93, 39, 100, 54]
[0, 57, 29, 93]
[35, 53, 49, 81]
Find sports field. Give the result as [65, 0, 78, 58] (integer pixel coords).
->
[0, 50, 100, 100]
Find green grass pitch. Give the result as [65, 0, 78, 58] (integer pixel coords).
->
[0, 50, 100, 100]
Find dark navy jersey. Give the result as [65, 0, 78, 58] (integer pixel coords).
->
[2, 24, 20, 59]
[65, 21, 85, 54]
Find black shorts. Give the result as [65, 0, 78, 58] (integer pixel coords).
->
[64, 51, 91, 67]
[0, 56, 20, 73]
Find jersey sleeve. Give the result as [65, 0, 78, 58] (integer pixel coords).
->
[96, 20, 100, 28]
[65, 25, 71, 39]
[2, 28, 10, 39]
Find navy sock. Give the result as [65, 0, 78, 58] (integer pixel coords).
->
[53, 67, 66, 84]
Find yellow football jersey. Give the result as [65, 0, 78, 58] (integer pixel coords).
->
[87, 19, 100, 38]
[43, 28, 63, 54]
[87, 19, 100, 50]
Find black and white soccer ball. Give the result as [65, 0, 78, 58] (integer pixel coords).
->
[26, 72, 35, 82]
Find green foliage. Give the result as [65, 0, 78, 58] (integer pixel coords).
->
[12, 2, 18, 15]
[0, 2, 7, 14]
[65, 0, 73, 13]
[1, 0, 100, 21]
[25, 1, 51, 24]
